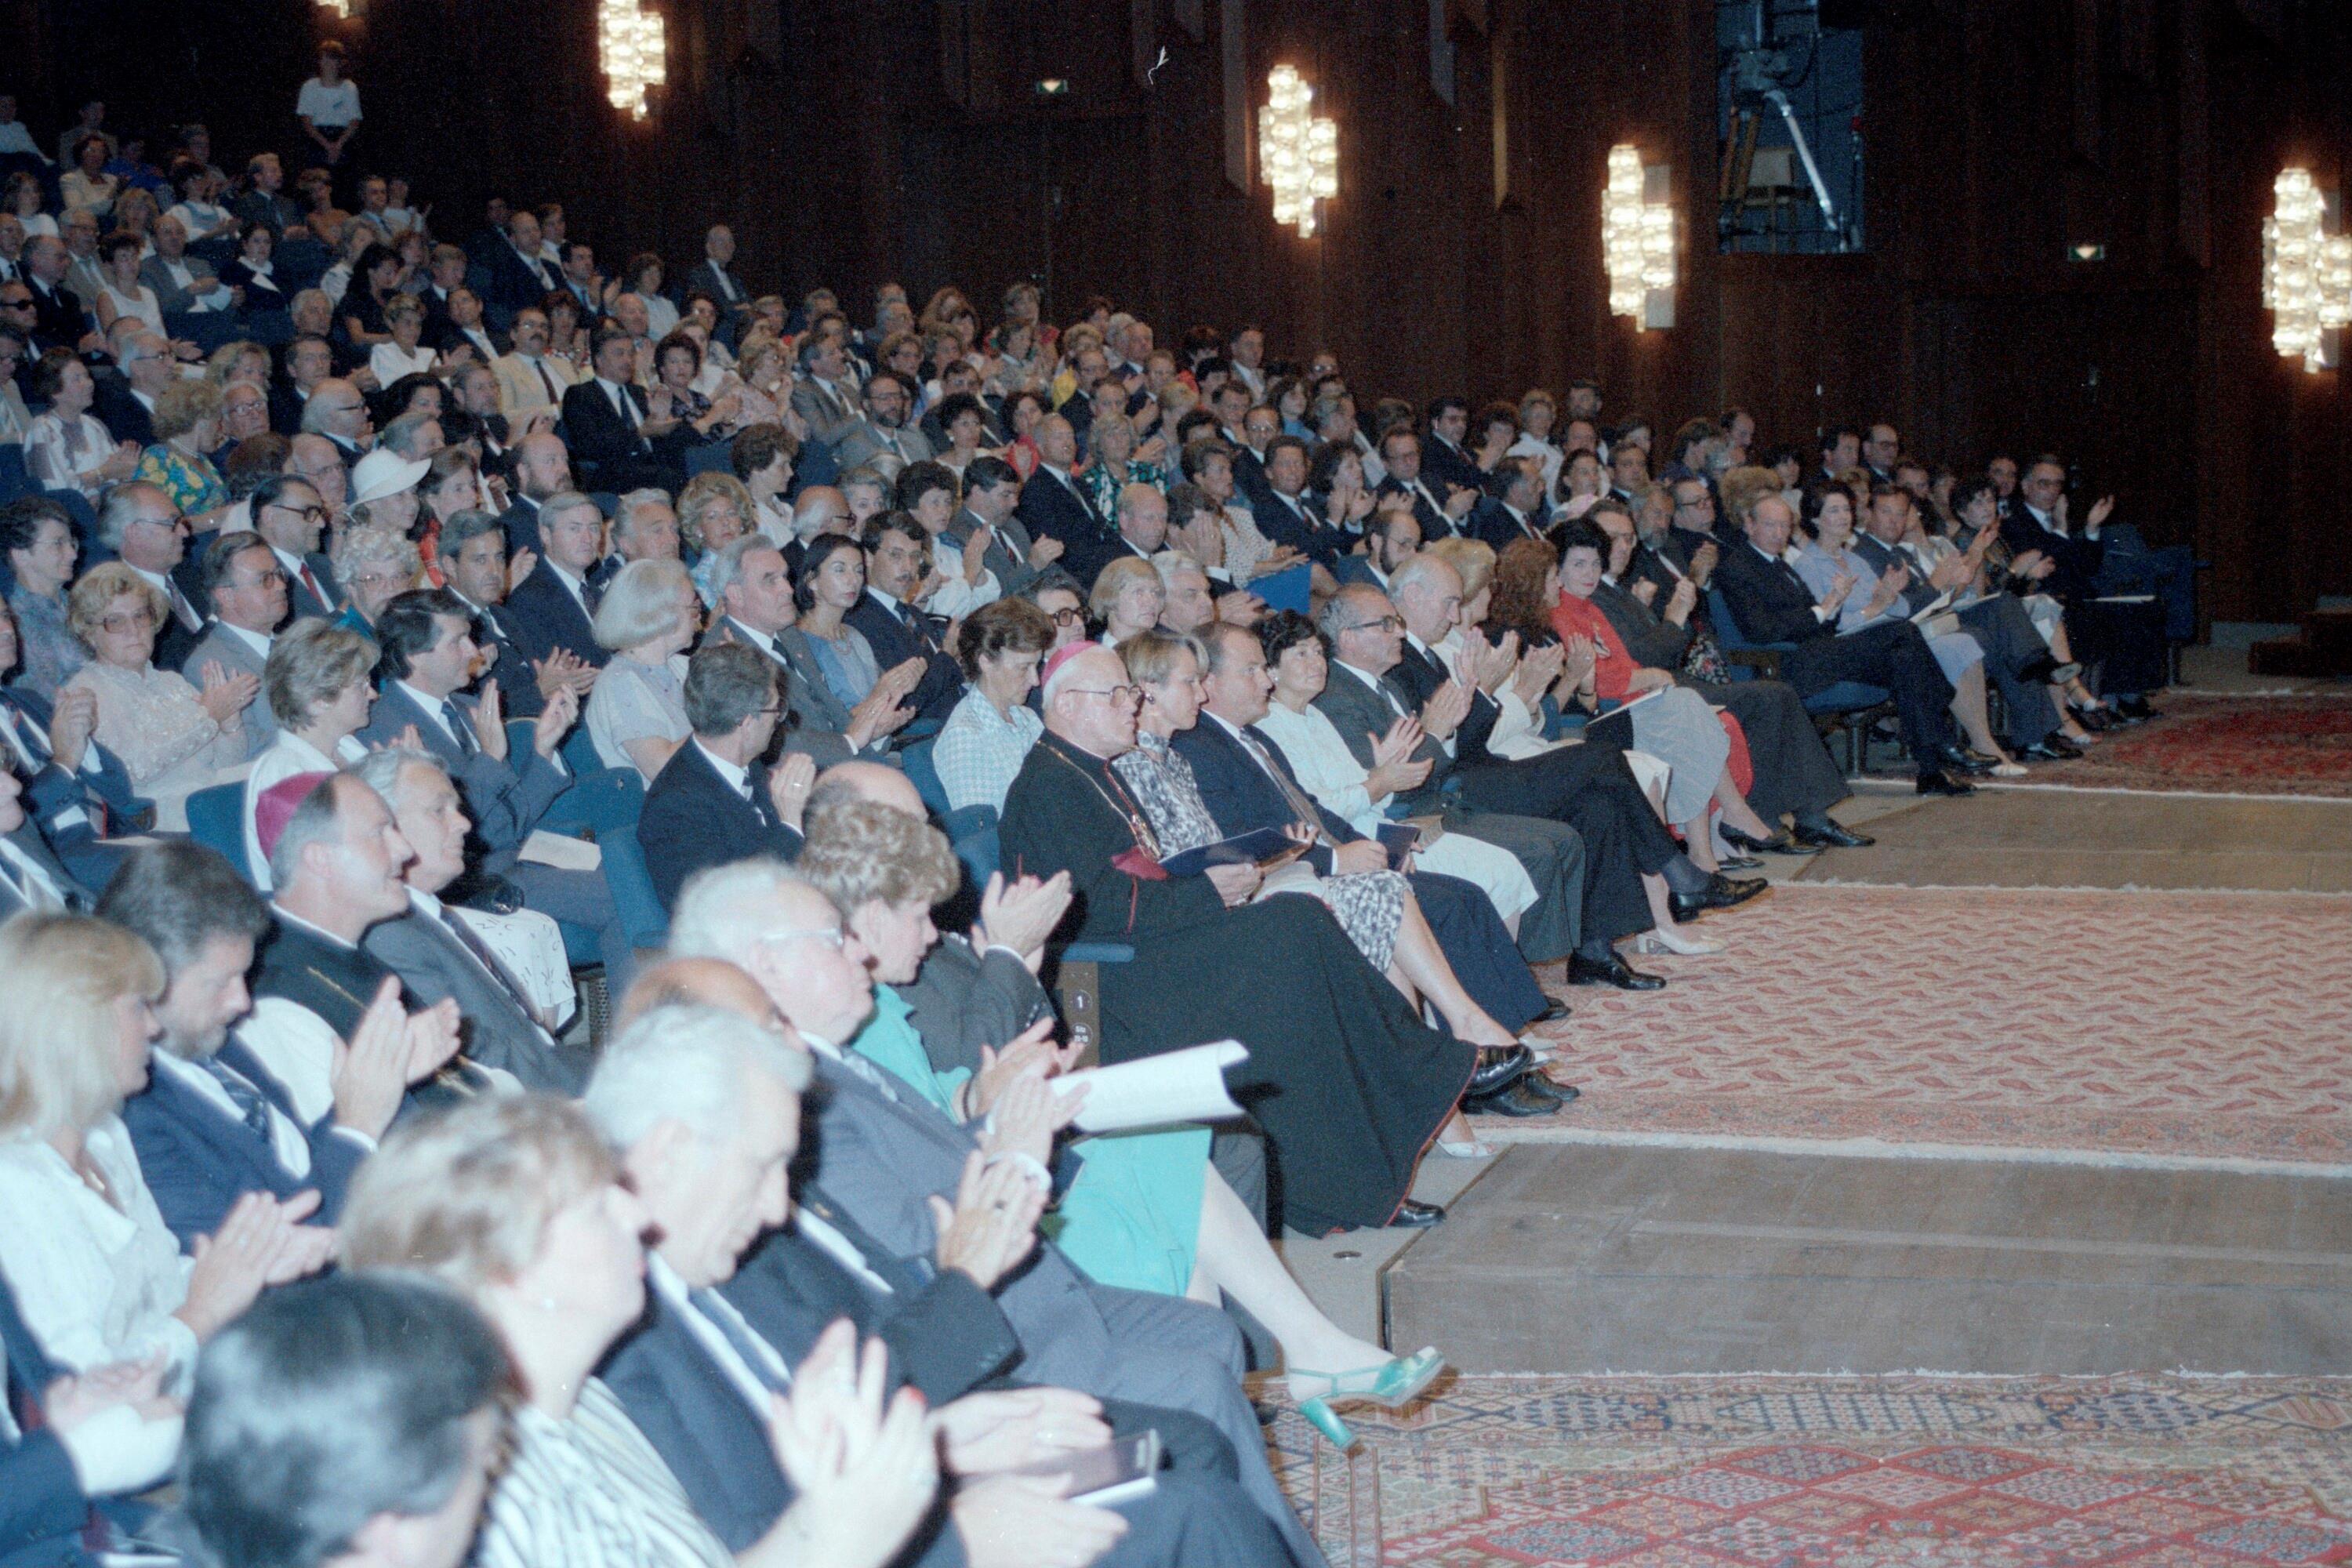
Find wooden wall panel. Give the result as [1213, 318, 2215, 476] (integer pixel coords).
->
[12, 0, 2350, 619]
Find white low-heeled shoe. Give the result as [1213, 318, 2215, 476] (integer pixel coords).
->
[1433, 1137, 1497, 1158]
[1632, 927, 1724, 957]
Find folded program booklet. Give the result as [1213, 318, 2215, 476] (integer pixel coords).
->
[1050, 1041, 1248, 1133]
[1159, 826, 1299, 879]
[1012, 1430, 1163, 1508]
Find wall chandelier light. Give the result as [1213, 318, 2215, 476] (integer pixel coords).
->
[1603, 143, 1676, 330]
[2263, 166, 2351, 373]
[600, 0, 668, 120]
[1259, 65, 1338, 238]
[314, 0, 349, 16]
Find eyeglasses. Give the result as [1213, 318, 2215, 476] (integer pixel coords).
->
[1065, 684, 1138, 703]
[98, 608, 156, 633]
[1047, 607, 1083, 624]
[1341, 615, 1402, 634]
[757, 926, 844, 949]
[268, 502, 328, 522]
[235, 568, 289, 588]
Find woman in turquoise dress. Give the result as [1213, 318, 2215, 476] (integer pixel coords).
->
[132, 379, 230, 520]
[797, 791, 1444, 1449]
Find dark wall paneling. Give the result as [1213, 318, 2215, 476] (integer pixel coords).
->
[10, 0, 2350, 619]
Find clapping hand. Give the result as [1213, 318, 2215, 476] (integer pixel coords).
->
[196, 660, 261, 723]
[533, 647, 597, 703]
[929, 1150, 1049, 1290]
[978, 1063, 1084, 1169]
[765, 1320, 939, 1568]
[176, 1190, 336, 1340]
[1665, 576, 1698, 622]
[1631, 578, 1660, 607]
[1688, 539, 1721, 586]
[934, 1387, 1109, 1476]
[1419, 677, 1473, 741]
[47, 684, 96, 771]
[2086, 495, 2115, 531]
[967, 1017, 1069, 1119]
[972, 870, 1074, 971]
[506, 546, 540, 592]
[532, 681, 582, 757]
[1512, 640, 1566, 703]
[768, 751, 818, 829]
[471, 680, 509, 760]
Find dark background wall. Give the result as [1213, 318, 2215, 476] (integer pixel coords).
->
[4, 0, 2346, 622]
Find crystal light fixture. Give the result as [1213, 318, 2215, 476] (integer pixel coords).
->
[1259, 66, 1338, 238]
[600, 0, 668, 121]
[2263, 166, 2352, 373]
[1603, 144, 1676, 329]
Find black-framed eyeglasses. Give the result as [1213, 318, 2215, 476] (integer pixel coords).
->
[1047, 607, 1084, 624]
[1341, 615, 1402, 634]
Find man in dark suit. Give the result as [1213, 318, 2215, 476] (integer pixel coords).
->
[2001, 457, 2168, 713]
[684, 223, 752, 323]
[503, 491, 611, 670]
[484, 209, 559, 325]
[947, 455, 1058, 597]
[354, 750, 593, 1094]
[1332, 502, 1419, 592]
[703, 536, 916, 763]
[1713, 493, 1973, 795]
[1419, 396, 1483, 496]
[249, 466, 341, 604]
[0, 767, 89, 916]
[16, 236, 94, 354]
[493, 429, 572, 556]
[1374, 426, 1466, 541]
[239, 771, 476, 1129]
[92, 335, 168, 448]
[1014, 414, 1120, 583]
[1468, 457, 1552, 552]
[638, 643, 809, 912]
[1175, 623, 1566, 1058]
[104, 843, 392, 1245]
[439, 506, 594, 721]
[845, 514, 967, 726]
[96, 482, 205, 670]
[561, 326, 673, 492]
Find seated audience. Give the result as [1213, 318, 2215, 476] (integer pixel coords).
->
[4, 495, 89, 699]
[846, 512, 968, 724]
[935, 596, 1054, 812]
[244, 617, 379, 887]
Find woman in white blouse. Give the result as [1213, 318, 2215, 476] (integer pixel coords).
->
[4, 171, 54, 239]
[0, 913, 332, 1383]
[92, 232, 163, 336]
[585, 558, 701, 783]
[368, 292, 437, 386]
[23, 349, 139, 503]
[58, 135, 118, 224]
[244, 619, 382, 887]
[339, 1087, 938, 1568]
[1254, 610, 1541, 930]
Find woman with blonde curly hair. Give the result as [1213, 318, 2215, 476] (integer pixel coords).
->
[62, 563, 253, 822]
[799, 793, 1443, 1447]
[328, 521, 420, 633]
[241, 617, 379, 886]
[132, 377, 230, 517]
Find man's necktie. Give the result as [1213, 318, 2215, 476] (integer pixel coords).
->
[442, 699, 478, 757]
[533, 358, 559, 404]
[201, 1056, 276, 1144]
[1240, 726, 1332, 838]
[167, 580, 200, 632]
[296, 560, 328, 610]
[690, 1287, 792, 1392]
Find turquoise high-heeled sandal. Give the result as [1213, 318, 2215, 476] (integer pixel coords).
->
[1288, 1346, 1446, 1450]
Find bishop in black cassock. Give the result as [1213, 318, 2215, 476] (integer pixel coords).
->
[998, 646, 1472, 1236]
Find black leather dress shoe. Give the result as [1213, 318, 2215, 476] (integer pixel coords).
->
[2020, 738, 2083, 762]
[1717, 854, 1763, 873]
[1465, 1077, 1566, 1117]
[1518, 1073, 1580, 1106]
[2070, 704, 2113, 732]
[1530, 999, 1573, 1025]
[1720, 824, 1820, 857]
[1566, 951, 1668, 991]
[2114, 696, 2159, 722]
[1463, 1044, 1533, 1099]
[1791, 819, 1875, 849]
[1936, 744, 1997, 777]
[1916, 769, 1976, 797]
[1668, 874, 1769, 923]
[1390, 1199, 1446, 1228]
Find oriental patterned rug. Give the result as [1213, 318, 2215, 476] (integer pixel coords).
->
[1254, 1372, 2352, 1567]
[1504, 885, 2352, 1169]
[1978, 693, 2352, 800]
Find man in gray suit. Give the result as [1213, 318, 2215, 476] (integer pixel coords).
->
[700, 535, 921, 763]
[788, 332, 863, 450]
[830, 369, 934, 473]
[141, 214, 233, 314]
[352, 749, 590, 1094]
[183, 531, 285, 761]
[944, 456, 1062, 598]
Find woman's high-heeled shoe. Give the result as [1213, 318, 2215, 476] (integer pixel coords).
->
[1434, 1135, 1497, 1159]
[1290, 1347, 1446, 1450]
[1632, 927, 1723, 956]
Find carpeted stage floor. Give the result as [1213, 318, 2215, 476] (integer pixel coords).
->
[1261, 684, 2352, 1565]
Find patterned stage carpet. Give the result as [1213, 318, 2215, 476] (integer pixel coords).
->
[1986, 693, 2352, 800]
[1258, 1373, 2352, 1566]
[1508, 885, 2352, 1167]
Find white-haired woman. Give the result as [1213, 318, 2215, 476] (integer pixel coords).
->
[585, 557, 701, 783]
